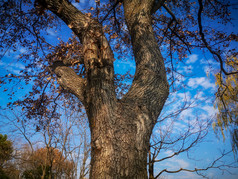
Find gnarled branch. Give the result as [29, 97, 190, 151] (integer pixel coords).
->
[123, 0, 169, 119]
[197, 0, 238, 75]
[52, 62, 86, 103]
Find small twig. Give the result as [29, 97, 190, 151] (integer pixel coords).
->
[100, 0, 121, 24]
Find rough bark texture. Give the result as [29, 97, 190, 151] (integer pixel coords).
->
[38, 0, 169, 178]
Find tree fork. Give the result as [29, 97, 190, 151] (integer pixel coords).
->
[38, 0, 169, 178]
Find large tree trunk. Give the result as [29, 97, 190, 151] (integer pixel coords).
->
[88, 102, 153, 178]
[38, 0, 169, 178]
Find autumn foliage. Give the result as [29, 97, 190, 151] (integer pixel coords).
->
[214, 56, 238, 151]
[21, 147, 75, 179]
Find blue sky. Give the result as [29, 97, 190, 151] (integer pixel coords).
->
[113, 51, 238, 178]
[0, 0, 238, 178]
[1, 46, 236, 178]
[151, 52, 238, 178]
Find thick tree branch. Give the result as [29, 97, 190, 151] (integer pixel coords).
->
[52, 63, 86, 103]
[151, 0, 166, 14]
[37, 0, 114, 62]
[50, 56, 83, 70]
[123, 0, 169, 119]
[37, 0, 116, 107]
[36, 0, 89, 39]
[162, 4, 177, 23]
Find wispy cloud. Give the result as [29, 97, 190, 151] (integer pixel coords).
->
[187, 77, 215, 90]
[0, 61, 25, 74]
[200, 58, 219, 66]
[179, 108, 194, 119]
[202, 58, 220, 75]
[177, 91, 191, 101]
[163, 157, 190, 170]
[47, 28, 58, 37]
[184, 65, 193, 73]
[186, 54, 198, 64]
[200, 105, 217, 117]
[19, 47, 27, 54]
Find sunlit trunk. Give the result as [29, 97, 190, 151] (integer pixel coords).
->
[88, 103, 153, 179]
[40, 0, 169, 178]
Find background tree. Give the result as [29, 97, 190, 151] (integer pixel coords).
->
[0, 106, 90, 179]
[0, 0, 237, 178]
[0, 134, 13, 179]
[20, 147, 74, 179]
[214, 56, 238, 152]
[0, 134, 13, 167]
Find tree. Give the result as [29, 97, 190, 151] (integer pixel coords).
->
[0, 168, 9, 179]
[0, 107, 90, 178]
[0, 0, 237, 178]
[20, 147, 75, 179]
[0, 134, 13, 179]
[0, 134, 13, 167]
[214, 56, 238, 151]
[39, 1, 169, 178]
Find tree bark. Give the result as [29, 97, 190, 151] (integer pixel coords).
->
[38, 0, 169, 178]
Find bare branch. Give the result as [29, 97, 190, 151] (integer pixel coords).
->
[100, 0, 122, 23]
[155, 150, 235, 178]
[197, 0, 238, 75]
[162, 4, 178, 23]
[154, 127, 207, 163]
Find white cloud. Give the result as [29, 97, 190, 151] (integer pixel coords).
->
[178, 65, 194, 74]
[175, 159, 190, 168]
[163, 158, 190, 170]
[5, 47, 27, 59]
[173, 73, 186, 87]
[186, 54, 198, 64]
[203, 63, 220, 76]
[5, 67, 21, 74]
[47, 28, 57, 37]
[0, 61, 25, 74]
[187, 77, 215, 90]
[14, 62, 25, 70]
[184, 65, 193, 73]
[173, 121, 188, 131]
[200, 59, 219, 66]
[159, 91, 194, 123]
[179, 108, 194, 118]
[177, 91, 191, 101]
[200, 105, 217, 117]
[164, 150, 173, 156]
[203, 65, 212, 74]
[195, 91, 206, 101]
[19, 47, 27, 54]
